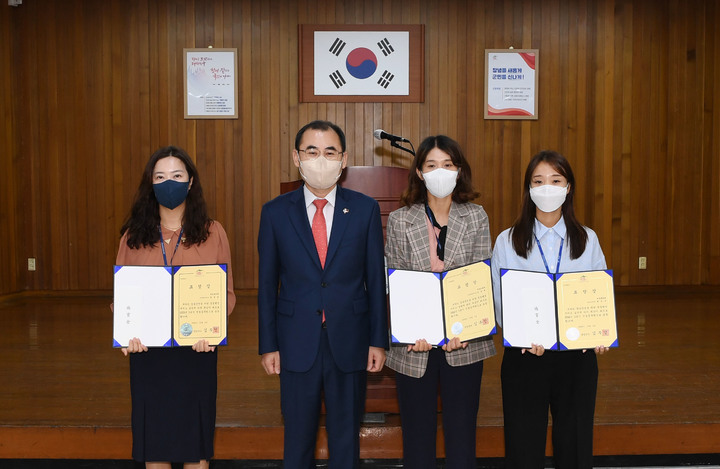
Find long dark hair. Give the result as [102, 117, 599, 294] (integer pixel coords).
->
[510, 150, 588, 259]
[120, 146, 211, 248]
[400, 135, 479, 206]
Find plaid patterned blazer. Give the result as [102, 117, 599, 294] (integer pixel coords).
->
[385, 202, 497, 378]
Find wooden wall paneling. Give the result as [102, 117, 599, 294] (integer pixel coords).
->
[439, 0, 453, 137]
[539, 0, 559, 153]
[372, 103, 383, 166]
[463, 0, 479, 195]
[4, 0, 720, 296]
[457, 2, 469, 144]
[697, 0, 713, 284]
[558, 0, 572, 160]
[653, 2, 670, 285]
[629, 0, 648, 286]
[651, 1, 667, 285]
[22, 5, 41, 293]
[268, 0, 282, 201]
[362, 103, 373, 166]
[42, 1, 66, 291]
[612, 0, 630, 285]
[238, 0, 255, 289]
[575, 0, 590, 217]
[574, 0, 590, 227]
[250, 0, 266, 290]
[182, 0, 199, 154]
[564, 0, 579, 197]
[278, 0, 291, 184]
[81, 1, 107, 289]
[665, 1, 684, 284]
[686, 0, 708, 285]
[597, 0, 614, 279]
[656, 2, 675, 285]
[715, 1, 720, 284]
[421, 2, 435, 136]
[0, 5, 17, 295]
[707, 1, 720, 283]
[110, 0, 131, 274]
[62, 3, 79, 290]
[147, 0, 159, 145]
[198, 6, 220, 217]
[73, 2, 93, 289]
[402, 4, 421, 161]
[667, 0, 706, 285]
[100, 2, 115, 282]
[218, 0, 236, 281]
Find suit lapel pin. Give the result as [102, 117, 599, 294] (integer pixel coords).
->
[343, 208, 349, 214]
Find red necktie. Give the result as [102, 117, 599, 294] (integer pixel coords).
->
[312, 199, 328, 323]
[312, 199, 328, 268]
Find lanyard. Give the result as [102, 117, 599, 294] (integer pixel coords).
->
[159, 225, 184, 267]
[534, 233, 563, 274]
[424, 204, 445, 260]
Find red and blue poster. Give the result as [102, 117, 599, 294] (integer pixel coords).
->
[485, 49, 538, 120]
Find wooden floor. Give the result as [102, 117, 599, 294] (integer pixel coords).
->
[0, 287, 719, 460]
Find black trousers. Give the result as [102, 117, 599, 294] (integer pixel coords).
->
[396, 348, 485, 469]
[501, 347, 598, 469]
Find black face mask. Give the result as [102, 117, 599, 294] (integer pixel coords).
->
[153, 180, 190, 209]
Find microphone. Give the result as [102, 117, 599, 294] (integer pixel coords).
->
[374, 129, 410, 143]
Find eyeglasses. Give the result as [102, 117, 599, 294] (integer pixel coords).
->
[298, 148, 344, 161]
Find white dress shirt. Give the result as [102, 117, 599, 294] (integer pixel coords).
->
[303, 184, 336, 240]
[491, 216, 607, 327]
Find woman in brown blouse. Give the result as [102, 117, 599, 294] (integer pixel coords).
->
[116, 145, 235, 469]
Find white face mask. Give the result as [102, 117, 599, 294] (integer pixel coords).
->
[529, 184, 568, 213]
[422, 168, 459, 199]
[299, 156, 344, 190]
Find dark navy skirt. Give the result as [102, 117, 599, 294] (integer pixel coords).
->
[129, 347, 218, 462]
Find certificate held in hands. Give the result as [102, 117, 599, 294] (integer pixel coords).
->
[113, 264, 228, 347]
[500, 269, 618, 350]
[387, 260, 497, 346]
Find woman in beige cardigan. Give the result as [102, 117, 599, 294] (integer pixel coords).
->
[385, 135, 496, 469]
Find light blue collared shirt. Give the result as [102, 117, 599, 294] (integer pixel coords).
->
[303, 185, 337, 241]
[491, 216, 607, 327]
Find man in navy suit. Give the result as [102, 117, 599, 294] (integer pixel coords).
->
[258, 120, 388, 468]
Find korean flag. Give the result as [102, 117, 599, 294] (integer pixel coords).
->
[314, 31, 410, 96]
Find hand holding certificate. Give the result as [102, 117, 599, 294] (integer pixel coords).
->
[113, 264, 228, 347]
[387, 260, 497, 346]
[500, 269, 618, 350]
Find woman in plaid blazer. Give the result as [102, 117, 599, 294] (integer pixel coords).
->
[385, 135, 496, 469]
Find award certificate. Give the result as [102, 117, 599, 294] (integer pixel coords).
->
[555, 270, 617, 350]
[113, 265, 173, 347]
[388, 260, 496, 346]
[500, 269, 558, 349]
[172, 264, 228, 346]
[113, 264, 228, 347]
[500, 269, 618, 350]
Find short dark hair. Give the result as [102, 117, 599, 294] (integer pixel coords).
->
[400, 135, 479, 206]
[294, 120, 346, 152]
[120, 145, 211, 248]
[510, 150, 588, 259]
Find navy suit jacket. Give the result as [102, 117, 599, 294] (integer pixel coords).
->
[258, 185, 389, 373]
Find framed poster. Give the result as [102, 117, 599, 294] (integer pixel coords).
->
[184, 48, 238, 119]
[299, 24, 424, 103]
[484, 49, 538, 120]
